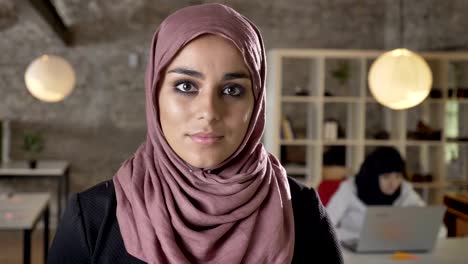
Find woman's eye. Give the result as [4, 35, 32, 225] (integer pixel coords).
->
[381, 174, 392, 180]
[223, 85, 244, 96]
[175, 81, 197, 93]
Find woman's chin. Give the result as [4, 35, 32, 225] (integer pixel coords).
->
[178, 144, 235, 169]
[184, 153, 227, 169]
[383, 190, 397, 196]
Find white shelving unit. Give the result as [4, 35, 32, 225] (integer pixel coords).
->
[264, 49, 468, 204]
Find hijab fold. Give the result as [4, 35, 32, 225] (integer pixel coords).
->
[113, 4, 294, 264]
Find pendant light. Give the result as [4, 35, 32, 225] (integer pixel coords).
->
[368, 0, 432, 110]
[24, 55, 76, 103]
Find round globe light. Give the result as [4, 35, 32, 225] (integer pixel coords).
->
[24, 55, 76, 103]
[368, 48, 432, 110]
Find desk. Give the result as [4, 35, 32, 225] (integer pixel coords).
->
[343, 238, 468, 264]
[444, 192, 468, 237]
[0, 193, 50, 264]
[0, 160, 70, 224]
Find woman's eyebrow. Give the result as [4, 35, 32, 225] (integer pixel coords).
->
[167, 67, 250, 81]
[223, 72, 250, 81]
[167, 67, 204, 79]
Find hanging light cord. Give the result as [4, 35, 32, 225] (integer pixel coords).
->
[400, 0, 404, 48]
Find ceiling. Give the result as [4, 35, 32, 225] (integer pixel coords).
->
[0, 0, 17, 31]
[2, 0, 468, 51]
[0, 0, 202, 45]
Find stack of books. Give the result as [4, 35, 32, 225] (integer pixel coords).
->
[281, 116, 295, 140]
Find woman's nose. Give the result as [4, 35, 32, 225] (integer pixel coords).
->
[391, 179, 400, 189]
[195, 89, 222, 122]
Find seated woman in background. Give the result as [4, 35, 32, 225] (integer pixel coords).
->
[326, 146, 432, 242]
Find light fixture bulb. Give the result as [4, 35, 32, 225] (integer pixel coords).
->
[368, 48, 432, 110]
[24, 55, 76, 103]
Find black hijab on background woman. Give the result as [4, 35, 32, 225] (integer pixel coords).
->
[355, 147, 406, 205]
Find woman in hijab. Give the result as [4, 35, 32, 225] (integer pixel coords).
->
[48, 4, 342, 264]
[326, 147, 426, 242]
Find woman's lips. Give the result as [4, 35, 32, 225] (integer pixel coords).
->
[189, 133, 224, 145]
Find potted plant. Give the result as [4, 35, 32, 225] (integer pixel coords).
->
[325, 61, 351, 97]
[331, 61, 350, 86]
[22, 131, 44, 169]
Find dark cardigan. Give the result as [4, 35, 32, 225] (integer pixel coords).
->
[47, 177, 343, 264]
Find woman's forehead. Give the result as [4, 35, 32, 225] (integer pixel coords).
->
[165, 35, 250, 75]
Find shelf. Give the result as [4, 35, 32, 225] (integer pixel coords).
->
[323, 97, 361, 103]
[445, 139, 468, 145]
[411, 180, 468, 189]
[281, 96, 362, 103]
[282, 139, 364, 146]
[322, 139, 360, 146]
[364, 140, 401, 146]
[424, 99, 446, 104]
[445, 180, 468, 187]
[266, 49, 468, 205]
[282, 96, 319, 103]
[284, 164, 307, 175]
[280, 139, 318, 145]
[405, 140, 443, 146]
[364, 140, 447, 146]
[364, 96, 444, 104]
[447, 98, 468, 103]
[365, 97, 377, 103]
[411, 182, 445, 189]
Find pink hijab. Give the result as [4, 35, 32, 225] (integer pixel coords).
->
[113, 4, 294, 263]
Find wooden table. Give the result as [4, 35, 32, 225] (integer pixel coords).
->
[0, 160, 70, 224]
[343, 238, 468, 264]
[0, 193, 50, 264]
[444, 192, 468, 237]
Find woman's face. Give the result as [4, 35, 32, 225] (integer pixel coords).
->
[159, 35, 254, 168]
[379, 172, 403, 195]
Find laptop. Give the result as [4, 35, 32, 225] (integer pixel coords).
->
[342, 206, 446, 253]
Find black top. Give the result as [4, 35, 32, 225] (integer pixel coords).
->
[47, 177, 343, 264]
